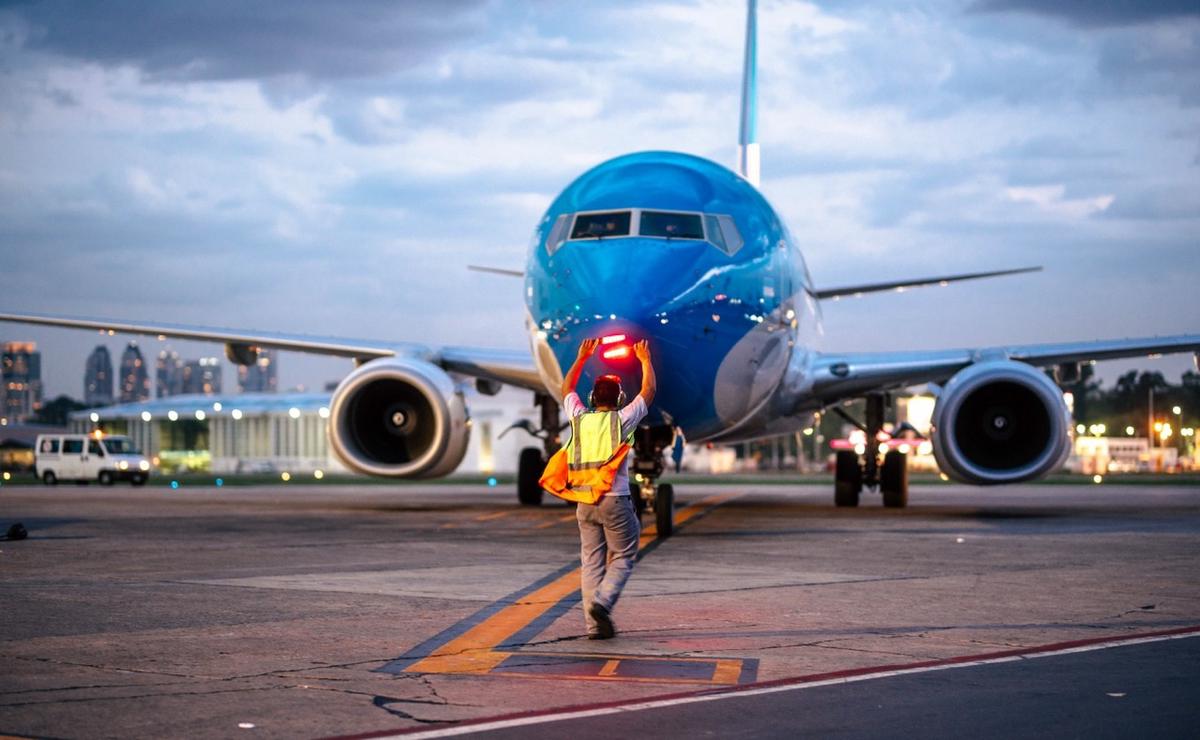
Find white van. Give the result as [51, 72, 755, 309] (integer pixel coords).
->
[35, 434, 152, 486]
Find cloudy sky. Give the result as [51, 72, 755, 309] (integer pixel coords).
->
[1, 0, 1197, 400]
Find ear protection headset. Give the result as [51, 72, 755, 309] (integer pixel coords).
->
[589, 374, 626, 408]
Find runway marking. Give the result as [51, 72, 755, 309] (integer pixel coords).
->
[340, 625, 1200, 739]
[378, 493, 745, 683]
[472, 510, 516, 523]
[597, 659, 620, 677]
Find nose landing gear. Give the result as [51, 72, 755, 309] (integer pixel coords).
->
[832, 393, 909, 508]
[632, 424, 676, 538]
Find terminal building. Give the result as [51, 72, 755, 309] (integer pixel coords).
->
[68, 388, 544, 477]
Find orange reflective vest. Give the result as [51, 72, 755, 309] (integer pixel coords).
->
[539, 410, 632, 504]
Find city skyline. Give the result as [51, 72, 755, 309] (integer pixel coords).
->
[1, 1, 1196, 399]
[1, 337, 294, 407]
[83, 344, 113, 406]
[1, 341, 42, 421]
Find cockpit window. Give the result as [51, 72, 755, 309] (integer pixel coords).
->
[570, 211, 631, 239]
[545, 213, 571, 256]
[709, 214, 744, 256]
[639, 211, 704, 239]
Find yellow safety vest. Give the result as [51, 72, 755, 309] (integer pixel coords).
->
[539, 410, 633, 504]
[567, 411, 625, 472]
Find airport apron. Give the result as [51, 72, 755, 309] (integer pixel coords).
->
[540, 410, 633, 505]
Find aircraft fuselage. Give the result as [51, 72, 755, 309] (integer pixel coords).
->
[525, 150, 822, 443]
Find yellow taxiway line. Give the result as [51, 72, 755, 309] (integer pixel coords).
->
[403, 493, 740, 676]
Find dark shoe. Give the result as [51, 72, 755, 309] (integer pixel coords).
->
[588, 603, 615, 639]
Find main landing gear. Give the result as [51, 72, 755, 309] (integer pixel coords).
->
[511, 393, 564, 506]
[632, 424, 676, 538]
[832, 393, 908, 508]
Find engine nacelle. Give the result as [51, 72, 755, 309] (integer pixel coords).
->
[931, 360, 1071, 485]
[327, 358, 470, 478]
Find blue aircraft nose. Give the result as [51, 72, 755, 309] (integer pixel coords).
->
[544, 238, 701, 337]
[535, 238, 738, 432]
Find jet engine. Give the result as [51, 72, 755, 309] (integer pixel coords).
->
[327, 358, 470, 478]
[931, 360, 1071, 485]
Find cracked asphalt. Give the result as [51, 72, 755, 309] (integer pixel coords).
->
[1, 482, 1198, 738]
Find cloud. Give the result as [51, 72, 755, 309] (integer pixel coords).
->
[1, 0, 1197, 398]
[1004, 184, 1115, 218]
[972, 0, 1200, 28]
[2, 0, 489, 82]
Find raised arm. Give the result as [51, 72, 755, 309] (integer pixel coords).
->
[634, 340, 656, 406]
[562, 338, 600, 398]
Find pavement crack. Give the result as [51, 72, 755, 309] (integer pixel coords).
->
[1107, 604, 1159, 620]
[508, 634, 589, 648]
[0, 678, 199, 697]
[417, 675, 449, 705]
[373, 695, 451, 725]
[1, 654, 212, 680]
[0, 683, 287, 709]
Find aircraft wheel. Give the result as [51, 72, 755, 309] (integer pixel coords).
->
[98, 471, 115, 486]
[634, 491, 647, 518]
[881, 451, 908, 508]
[42, 471, 57, 486]
[517, 447, 545, 506]
[654, 483, 674, 538]
[834, 450, 862, 507]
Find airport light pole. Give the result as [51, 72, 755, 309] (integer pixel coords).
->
[1148, 387, 1155, 450]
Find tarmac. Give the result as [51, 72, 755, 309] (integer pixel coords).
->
[1, 480, 1198, 738]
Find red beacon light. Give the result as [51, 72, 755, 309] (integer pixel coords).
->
[600, 333, 631, 360]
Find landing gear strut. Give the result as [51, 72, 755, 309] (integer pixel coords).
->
[632, 424, 675, 538]
[512, 393, 564, 506]
[831, 393, 908, 508]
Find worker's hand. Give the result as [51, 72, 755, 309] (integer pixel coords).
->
[578, 338, 600, 358]
[633, 339, 650, 361]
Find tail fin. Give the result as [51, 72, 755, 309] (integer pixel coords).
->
[737, 0, 760, 187]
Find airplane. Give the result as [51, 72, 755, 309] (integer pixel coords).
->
[2, 0, 1197, 538]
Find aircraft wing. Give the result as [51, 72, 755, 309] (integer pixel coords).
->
[0, 310, 545, 392]
[813, 267, 1041, 301]
[809, 333, 1200, 405]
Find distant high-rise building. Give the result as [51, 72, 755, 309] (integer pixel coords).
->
[237, 349, 278, 393]
[118, 342, 151, 403]
[84, 345, 115, 406]
[156, 347, 183, 398]
[2, 341, 43, 422]
[181, 357, 222, 395]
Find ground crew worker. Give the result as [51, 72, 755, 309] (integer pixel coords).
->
[560, 337, 656, 639]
